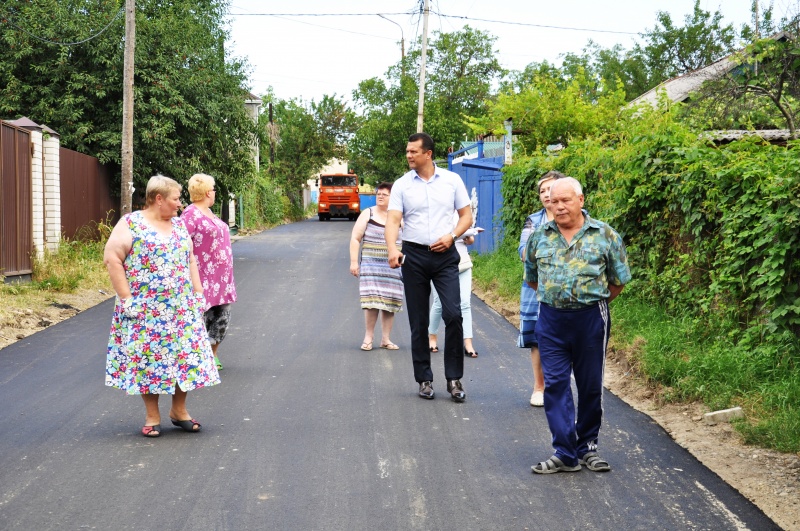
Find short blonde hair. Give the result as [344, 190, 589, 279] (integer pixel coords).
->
[145, 175, 182, 206]
[187, 173, 215, 203]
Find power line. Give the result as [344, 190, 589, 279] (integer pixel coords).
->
[430, 11, 639, 35]
[2, 5, 125, 46]
[228, 10, 639, 36]
[262, 14, 398, 40]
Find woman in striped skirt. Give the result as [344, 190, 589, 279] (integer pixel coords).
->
[349, 182, 404, 351]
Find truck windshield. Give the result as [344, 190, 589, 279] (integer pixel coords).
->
[321, 176, 357, 187]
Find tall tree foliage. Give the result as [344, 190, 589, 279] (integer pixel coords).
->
[0, 0, 257, 197]
[350, 26, 505, 182]
[467, 69, 626, 154]
[517, 1, 739, 103]
[261, 93, 357, 217]
[636, 0, 738, 84]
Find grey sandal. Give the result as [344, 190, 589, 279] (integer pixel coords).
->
[531, 456, 581, 474]
[580, 452, 611, 472]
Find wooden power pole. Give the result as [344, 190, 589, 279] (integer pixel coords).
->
[120, 0, 135, 215]
[416, 0, 430, 133]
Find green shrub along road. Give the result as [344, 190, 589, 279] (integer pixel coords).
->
[477, 107, 800, 453]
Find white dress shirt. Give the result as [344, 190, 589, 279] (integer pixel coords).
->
[388, 165, 470, 246]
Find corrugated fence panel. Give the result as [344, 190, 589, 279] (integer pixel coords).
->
[452, 156, 504, 255]
[59, 148, 118, 239]
[0, 123, 33, 278]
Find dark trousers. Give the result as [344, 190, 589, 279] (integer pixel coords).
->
[401, 243, 464, 383]
[536, 301, 610, 466]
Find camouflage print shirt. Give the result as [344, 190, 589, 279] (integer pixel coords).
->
[524, 214, 631, 309]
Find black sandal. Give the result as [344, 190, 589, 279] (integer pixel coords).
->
[170, 418, 201, 432]
[464, 348, 478, 358]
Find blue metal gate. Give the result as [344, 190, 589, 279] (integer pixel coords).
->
[448, 140, 504, 254]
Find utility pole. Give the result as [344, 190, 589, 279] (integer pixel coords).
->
[754, 0, 759, 75]
[416, 0, 430, 133]
[120, 0, 135, 215]
[269, 102, 275, 172]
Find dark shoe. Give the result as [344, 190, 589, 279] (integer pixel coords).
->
[580, 452, 611, 472]
[447, 379, 466, 402]
[418, 381, 435, 399]
[170, 418, 201, 432]
[464, 348, 478, 358]
[141, 424, 161, 438]
[532, 455, 581, 474]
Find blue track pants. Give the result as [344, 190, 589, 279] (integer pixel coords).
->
[536, 301, 610, 466]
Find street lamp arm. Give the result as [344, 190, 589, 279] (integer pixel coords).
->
[377, 13, 404, 62]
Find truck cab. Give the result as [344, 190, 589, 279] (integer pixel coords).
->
[317, 172, 361, 221]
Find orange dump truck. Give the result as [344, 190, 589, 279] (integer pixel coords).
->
[316, 172, 362, 221]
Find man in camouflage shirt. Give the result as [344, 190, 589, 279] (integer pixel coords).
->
[524, 177, 631, 474]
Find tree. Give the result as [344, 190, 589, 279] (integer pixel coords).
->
[350, 26, 505, 182]
[466, 69, 626, 155]
[559, 42, 650, 102]
[636, 0, 738, 87]
[0, 0, 257, 199]
[684, 30, 800, 136]
[261, 93, 357, 217]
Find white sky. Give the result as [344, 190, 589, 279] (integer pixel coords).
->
[225, 0, 798, 104]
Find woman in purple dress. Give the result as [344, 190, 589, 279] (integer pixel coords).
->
[181, 173, 238, 371]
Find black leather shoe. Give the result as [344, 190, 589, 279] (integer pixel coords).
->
[447, 379, 466, 402]
[418, 381, 435, 399]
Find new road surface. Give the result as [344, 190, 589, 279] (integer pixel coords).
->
[0, 219, 779, 530]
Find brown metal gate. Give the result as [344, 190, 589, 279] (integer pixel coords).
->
[0, 121, 33, 279]
[59, 148, 117, 239]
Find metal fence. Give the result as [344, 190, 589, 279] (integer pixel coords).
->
[448, 139, 505, 255]
[0, 122, 33, 279]
[59, 148, 118, 239]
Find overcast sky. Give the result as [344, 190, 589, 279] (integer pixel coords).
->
[225, 0, 797, 104]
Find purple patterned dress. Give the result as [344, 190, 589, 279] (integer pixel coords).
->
[105, 211, 220, 395]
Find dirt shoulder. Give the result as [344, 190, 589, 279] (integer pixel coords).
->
[0, 288, 112, 350]
[1, 283, 798, 529]
[473, 285, 799, 531]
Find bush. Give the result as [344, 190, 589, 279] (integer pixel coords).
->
[238, 171, 287, 227]
[496, 106, 800, 451]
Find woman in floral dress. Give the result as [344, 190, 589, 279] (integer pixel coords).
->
[181, 173, 237, 371]
[104, 175, 220, 438]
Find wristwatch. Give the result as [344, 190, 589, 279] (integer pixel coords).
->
[450, 232, 457, 242]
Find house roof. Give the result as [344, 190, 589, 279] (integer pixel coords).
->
[630, 31, 793, 108]
[701, 129, 793, 142]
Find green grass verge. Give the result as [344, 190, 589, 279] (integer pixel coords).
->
[472, 243, 800, 453]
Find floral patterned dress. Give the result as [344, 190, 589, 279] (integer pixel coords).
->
[180, 204, 237, 307]
[105, 211, 220, 395]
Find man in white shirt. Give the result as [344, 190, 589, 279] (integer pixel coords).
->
[385, 132, 473, 402]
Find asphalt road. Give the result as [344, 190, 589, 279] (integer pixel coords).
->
[0, 219, 779, 530]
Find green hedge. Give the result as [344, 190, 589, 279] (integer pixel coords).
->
[499, 107, 800, 450]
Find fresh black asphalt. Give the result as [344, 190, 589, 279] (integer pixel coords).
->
[0, 219, 780, 530]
